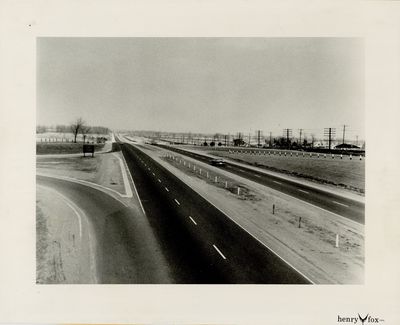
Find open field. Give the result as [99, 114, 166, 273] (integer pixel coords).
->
[182, 146, 365, 194]
[37, 143, 105, 155]
[36, 132, 110, 143]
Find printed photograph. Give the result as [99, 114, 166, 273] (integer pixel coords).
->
[36, 37, 364, 284]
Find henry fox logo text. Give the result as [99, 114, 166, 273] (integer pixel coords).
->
[337, 314, 384, 324]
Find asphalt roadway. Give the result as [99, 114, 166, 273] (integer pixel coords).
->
[37, 174, 172, 283]
[155, 144, 365, 224]
[119, 142, 312, 284]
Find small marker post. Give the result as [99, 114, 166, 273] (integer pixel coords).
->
[215, 176, 218, 183]
[237, 187, 240, 195]
[225, 181, 228, 188]
[335, 234, 339, 248]
[298, 217, 302, 228]
[272, 204, 275, 215]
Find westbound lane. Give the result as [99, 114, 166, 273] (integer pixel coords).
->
[154, 144, 365, 224]
[120, 142, 312, 284]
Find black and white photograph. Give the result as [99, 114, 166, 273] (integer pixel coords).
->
[36, 37, 364, 284]
[2, 1, 400, 324]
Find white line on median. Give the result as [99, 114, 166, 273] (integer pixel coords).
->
[332, 201, 350, 208]
[174, 199, 180, 206]
[112, 153, 133, 198]
[189, 216, 197, 225]
[298, 189, 309, 194]
[213, 244, 227, 260]
[119, 153, 147, 215]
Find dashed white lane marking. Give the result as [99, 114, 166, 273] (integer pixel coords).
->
[238, 169, 246, 172]
[273, 180, 282, 185]
[189, 216, 197, 225]
[253, 174, 261, 178]
[165, 187, 169, 192]
[332, 201, 350, 208]
[174, 199, 180, 206]
[298, 189, 309, 194]
[157, 179, 161, 183]
[152, 172, 155, 176]
[213, 244, 227, 260]
[112, 153, 133, 198]
[37, 184, 83, 239]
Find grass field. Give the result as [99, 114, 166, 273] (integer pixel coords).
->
[207, 150, 365, 193]
[175, 145, 364, 193]
[36, 143, 105, 155]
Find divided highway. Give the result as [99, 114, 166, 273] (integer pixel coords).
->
[119, 141, 312, 284]
[155, 144, 365, 224]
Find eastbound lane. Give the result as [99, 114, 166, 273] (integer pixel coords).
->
[120, 142, 312, 284]
[154, 144, 365, 224]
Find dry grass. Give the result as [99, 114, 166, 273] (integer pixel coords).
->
[202, 149, 365, 193]
[37, 143, 104, 155]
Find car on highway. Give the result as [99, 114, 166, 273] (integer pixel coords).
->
[210, 158, 226, 166]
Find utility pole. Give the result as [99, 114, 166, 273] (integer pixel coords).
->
[257, 130, 262, 147]
[324, 127, 336, 150]
[299, 129, 303, 147]
[283, 129, 292, 149]
[342, 125, 348, 144]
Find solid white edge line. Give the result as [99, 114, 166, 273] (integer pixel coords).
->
[213, 244, 227, 260]
[36, 173, 129, 207]
[298, 189, 309, 194]
[174, 199, 180, 206]
[112, 152, 133, 198]
[189, 216, 197, 225]
[37, 182, 99, 283]
[119, 151, 147, 216]
[37, 184, 83, 239]
[332, 201, 350, 208]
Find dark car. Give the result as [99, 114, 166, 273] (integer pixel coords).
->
[210, 158, 226, 166]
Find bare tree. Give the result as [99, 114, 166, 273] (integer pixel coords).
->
[81, 125, 91, 143]
[70, 118, 86, 143]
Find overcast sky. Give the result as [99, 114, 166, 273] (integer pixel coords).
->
[37, 38, 364, 139]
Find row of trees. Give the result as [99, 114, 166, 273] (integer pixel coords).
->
[36, 118, 110, 143]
